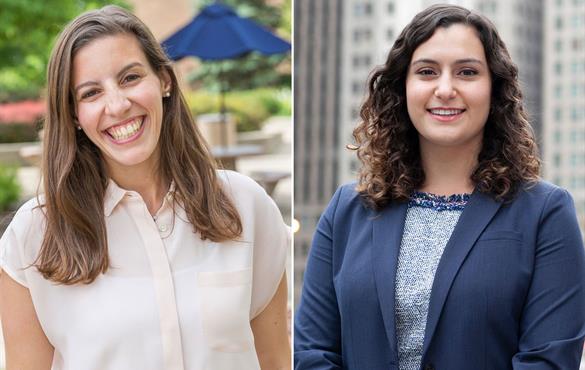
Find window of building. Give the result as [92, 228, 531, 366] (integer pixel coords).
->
[571, 106, 580, 121]
[555, 62, 563, 75]
[555, 85, 563, 98]
[554, 130, 562, 144]
[388, 2, 395, 13]
[350, 159, 360, 172]
[354, 2, 373, 16]
[556, 17, 563, 30]
[352, 81, 362, 94]
[364, 2, 373, 15]
[353, 29, 373, 42]
[554, 153, 562, 167]
[572, 15, 580, 28]
[555, 108, 563, 122]
[555, 39, 563, 52]
[387, 29, 394, 40]
[570, 176, 585, 189]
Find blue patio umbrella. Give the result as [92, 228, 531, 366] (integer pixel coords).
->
[162, 3, 291, 61]
[161, 2, 291, 147]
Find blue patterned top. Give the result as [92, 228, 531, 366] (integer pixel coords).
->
[395, 191, 470, 370]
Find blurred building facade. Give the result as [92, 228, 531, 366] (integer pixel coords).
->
[293, 0, 343, 299]
[543, 0, 585, 232]
[294, 0, 584, 303]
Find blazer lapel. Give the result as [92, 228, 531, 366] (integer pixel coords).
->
[421, 190, 502, 355]
[371, 201, 408, 363]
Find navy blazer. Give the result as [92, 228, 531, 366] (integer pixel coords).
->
[294, 181, 585, 370]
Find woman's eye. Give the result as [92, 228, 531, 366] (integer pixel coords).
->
[123, 74, 141, 83]
[459, 69, 478, 76]
[417, 69, 436, 76]
[81, 90, 98, 100]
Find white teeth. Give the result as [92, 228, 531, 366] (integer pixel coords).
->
[106, 117, 143, 140]
[430, 109, 464, 116]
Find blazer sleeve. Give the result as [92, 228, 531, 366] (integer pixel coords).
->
[294, 186, 344, 370]
[512, 187, 585, 369]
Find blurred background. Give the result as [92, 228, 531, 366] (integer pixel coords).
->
[294, 0, 585, 366]
[0, 0, 291, 367]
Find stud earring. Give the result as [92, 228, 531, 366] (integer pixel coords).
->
[164, 92, 171, 98]
[76, 126, 82, 130]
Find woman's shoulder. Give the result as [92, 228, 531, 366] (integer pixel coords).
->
[516, 180, 572, 204]
[322, 182, 370, 219]
[3, 196, 46, 236]
[215, 170, 279, 217]
[1, 196, 46, 283]
[216, 169, 267, 199]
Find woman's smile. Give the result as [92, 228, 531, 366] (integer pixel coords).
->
[426, 107, 467, 122]
[103, 115, 146, 144]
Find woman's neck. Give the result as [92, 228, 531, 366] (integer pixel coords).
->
[107, 161, 169, 216]
[418, 142, 479, 196]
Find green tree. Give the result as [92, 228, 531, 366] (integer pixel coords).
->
[188, 0, 291, 92]
[0, 0, 130, 102]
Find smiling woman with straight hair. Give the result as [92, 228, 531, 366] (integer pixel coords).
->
[0, 5, 290, 370]
[294, 4, 585, 370]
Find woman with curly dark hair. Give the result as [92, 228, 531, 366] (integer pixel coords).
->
[295, 4, 585, 370]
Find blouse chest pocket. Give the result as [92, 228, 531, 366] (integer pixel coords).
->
[197, 268, 255, 353]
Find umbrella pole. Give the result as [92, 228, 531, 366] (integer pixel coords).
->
[219, 63, 228, 148]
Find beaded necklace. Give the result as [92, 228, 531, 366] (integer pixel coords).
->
[408, 191, 471, 211]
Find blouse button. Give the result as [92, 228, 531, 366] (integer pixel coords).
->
[159, 224, 168, 232]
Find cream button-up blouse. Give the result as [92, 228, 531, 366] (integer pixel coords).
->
[0, 170, 289, 370]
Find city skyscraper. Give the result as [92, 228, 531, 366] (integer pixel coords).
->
[543, 0, 585, 232]
[294, 0, 343, 299]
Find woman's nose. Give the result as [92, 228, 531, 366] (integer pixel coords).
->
[104, 88, 131, 117]
[434, 76, 457, 100]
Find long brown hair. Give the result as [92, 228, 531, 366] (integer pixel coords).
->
[351, 4, 540, 210]
[39, 5, 242, 284]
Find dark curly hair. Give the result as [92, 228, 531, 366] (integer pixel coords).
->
[350, 4, 540, 210]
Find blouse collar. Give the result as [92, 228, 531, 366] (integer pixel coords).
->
[103, 179, 175, 217]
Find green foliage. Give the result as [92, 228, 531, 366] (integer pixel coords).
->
[188, 0, 291, 92]
[0, 166, 21, 212]
[0, 123, 40, 143]
[0, 0, 131, 101]
[185, 88, 291, 132]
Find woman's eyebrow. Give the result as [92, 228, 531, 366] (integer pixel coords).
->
[73, 62, 145, 93]
[411, 58, 485, 66]
[116, 61, 144, 77]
